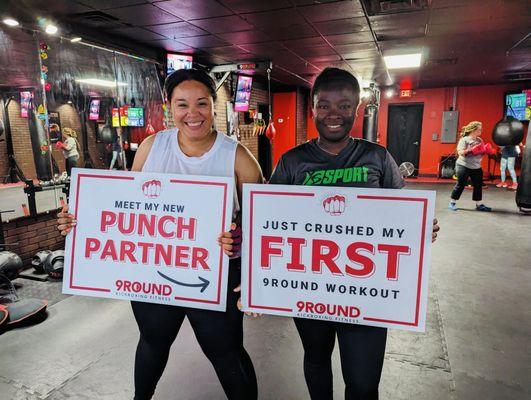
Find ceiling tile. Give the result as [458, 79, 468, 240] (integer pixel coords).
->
[177, 35, 230, 48]
[335, 42, 377, 54]
[146, 22, 207, 38]
[217, 30, 272, 44]
[105, 4, 182, 25]
[77, 0, 146, 10]
[147, 39, 195, 52]
[325, 32, 375, 45]
[154, 0, 233, 20]
[218, 0, 291, 13]
[314, 17, 367, 35]
[189, 15, 254, 33]
[282, 36, 328, 49]
[205, 45, 251, 58]
[298, 1, 364, 22]
[265, 23, 317, 40]
[111, 27, 166, 41]
[241, 9, 306, 28]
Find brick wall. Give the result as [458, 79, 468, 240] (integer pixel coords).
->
[3, 213, 65, 267]
[3, 101, 36, 179]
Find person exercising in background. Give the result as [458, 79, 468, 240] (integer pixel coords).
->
[496, 144, 520, 190]
[449, 121, 492, 211]
[269, 67, 440, 400]
[109, 128, 123, 170]
[57, 127, 80, 176]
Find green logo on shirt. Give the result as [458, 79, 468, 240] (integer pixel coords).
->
[303, 166, 369, 185]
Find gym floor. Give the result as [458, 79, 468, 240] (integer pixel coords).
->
[0, 183, 529, 400]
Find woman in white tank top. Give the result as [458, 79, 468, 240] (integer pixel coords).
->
[57, 69, 263, 400]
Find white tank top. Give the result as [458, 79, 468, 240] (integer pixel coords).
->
[142, 128, 240, 219]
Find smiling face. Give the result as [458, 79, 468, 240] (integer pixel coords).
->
[312, 84, 360, 143]
[170, 80, 215, 141]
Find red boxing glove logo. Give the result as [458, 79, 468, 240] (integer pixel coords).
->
[323, 195, 346, 216]
[142, 179, 161, 198]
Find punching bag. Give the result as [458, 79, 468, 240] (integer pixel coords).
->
[492, 116, 525, 146]
[27, 107, 52, 181]
[516, 122, 531, 210]
[363, 103, 378, 143]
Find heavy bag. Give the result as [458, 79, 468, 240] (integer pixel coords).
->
[492, 116, 525, 146]
[99, 124, 116, 144]
[0, 251, 23, 280]
[31, 250, 52, 273]
[27, 106, 53, 180]
[44, 250, 64, 279]
[516, 123, 531, 210]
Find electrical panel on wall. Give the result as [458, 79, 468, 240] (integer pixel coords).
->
[441, 111, 459, 143]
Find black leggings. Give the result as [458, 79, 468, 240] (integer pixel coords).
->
[65, 156, 78, 176]
[451, 165, 483, 202]
[131, 260, 257, 400]
[294, 318, 387, 400]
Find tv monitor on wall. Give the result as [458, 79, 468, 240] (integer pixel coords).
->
[89, 99, 100, 121]
[20, 91, 33, 118]
[127, 107, 144, 127]
[167, 54, 193, 75]
[505, 90, 530, 121]
[234, 75, 252, 112]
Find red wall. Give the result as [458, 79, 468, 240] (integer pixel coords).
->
[379, 84, 527, 176]
[272, 92, 297, 166]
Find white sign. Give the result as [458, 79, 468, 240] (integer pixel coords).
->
[63, 168, 233, 311]
[241, 184, 435, 332]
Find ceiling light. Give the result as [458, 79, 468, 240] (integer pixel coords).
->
[385, 89, 394, 98]
[384, 53, 422, 69]
[45, 24, 58, 35]
[76, 78, 128, 88]
[71, 37, 82, 43]
[3, 18, 19, 27]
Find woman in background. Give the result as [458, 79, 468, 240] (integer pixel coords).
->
[449, 121, 492, 211]
[496, 144, 520, 190]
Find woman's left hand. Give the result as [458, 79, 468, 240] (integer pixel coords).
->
[218, 223, 241, 256]
[233, 285, 261, 317]
[432, 218, 440, 242]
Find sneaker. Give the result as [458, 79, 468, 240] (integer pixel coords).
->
[496, 182, 508, 188]
[448, 202, 458, 211]
[509, 183, 518, 190]
[476, 204, 492, 212]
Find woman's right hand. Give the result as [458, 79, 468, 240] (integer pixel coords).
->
[57, 205, 76, 236]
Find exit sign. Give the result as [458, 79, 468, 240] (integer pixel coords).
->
[399, 89, 413, 98]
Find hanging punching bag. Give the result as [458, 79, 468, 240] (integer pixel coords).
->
[27, 106, 52, 181]
[492, 116, 525, 146]
[516, 123, 531, 211]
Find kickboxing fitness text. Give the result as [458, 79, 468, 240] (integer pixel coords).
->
[83, 211, 211, 270]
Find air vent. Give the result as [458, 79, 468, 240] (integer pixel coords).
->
[426, 58, 458, 66]
[70, 11, 119, 28]
[363, 0, 431, 15]
[503, 71, 531, 82]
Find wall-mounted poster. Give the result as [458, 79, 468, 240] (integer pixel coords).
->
[20, 91, 33, 118]
[48, 111, 62, 143]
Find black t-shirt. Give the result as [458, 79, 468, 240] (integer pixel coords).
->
[269, 138, 404, 189]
